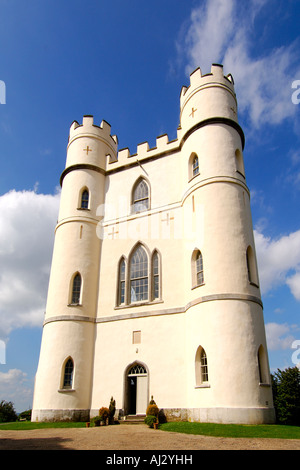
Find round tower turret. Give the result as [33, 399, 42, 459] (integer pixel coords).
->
[181, 65, 275, 424]
[32, 116, 118, 422]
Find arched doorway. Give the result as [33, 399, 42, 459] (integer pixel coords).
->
[124, 362, 148, 415]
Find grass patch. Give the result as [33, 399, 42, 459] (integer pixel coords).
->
[0, 421, 87, 431]
[159, 422, 300, 440]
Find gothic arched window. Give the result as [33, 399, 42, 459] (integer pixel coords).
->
[80, 189, 89, 209]
[118, 258, 126, 305]
[192, 249, 204, 288]
[71, 273, 82, 304]
[132, 178, 150, 213]
[246, 245, 259, 286]
[195, 346, 209, 386]
[130, 245, 148, 303]
[152, 250, 160, 300]
[63, 358, 74, 389]
[192, 155, 199, 177]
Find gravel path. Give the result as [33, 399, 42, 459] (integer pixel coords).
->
[0, 424, 300, 450]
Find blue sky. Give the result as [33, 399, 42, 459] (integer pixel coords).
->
[0, 0, 300, 412]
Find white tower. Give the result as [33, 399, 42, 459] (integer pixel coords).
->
[179, 65, 274, 423]
[32, 116, 117, 421]
[32, 65, 275, 424]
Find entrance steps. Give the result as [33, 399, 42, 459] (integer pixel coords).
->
[120, 414, 146, 424]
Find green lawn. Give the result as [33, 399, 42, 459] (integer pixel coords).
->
[159, 422, 300, 440]
[1, 420, 300, 440]
[0, 421, 87, 430]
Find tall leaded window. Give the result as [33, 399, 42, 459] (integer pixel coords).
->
[152, 251, 160, 300]
[130, 245, 148, 303]
[196, 251, 204, 285]
[81, 189, 89, 209]
[195, 346, 209, 386]
[192, 155, 199, 177]
[200, 349, 209, 383]
[132, 178, 149, 213]
[192, 249, 204, 287]
[71, 273, 82, 304]
[63, 358, 74, 389]
[118, 258, 126, 305]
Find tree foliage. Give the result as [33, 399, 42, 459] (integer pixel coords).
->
[271, 367, 300, 425]
[0, 400, 18, 423]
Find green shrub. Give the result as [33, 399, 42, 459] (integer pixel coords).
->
[144, 415, 157, 428]
[271, 367, 300, 425]
[91, 415, 103, 426]
[0, 400, 18, 423]
[146, 404, 159, 417]
[99, 407, 109, 421]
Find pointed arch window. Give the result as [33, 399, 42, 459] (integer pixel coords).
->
[192, 249, 204, 288]
[130, 245, 148, 303]
[192, 155, 199, 177]
[63, 358, 74, 389]
[189, 153, 200, 180]
[118, 258, 126, 305]
[152, 251, 160, 300]
[132, 178, 150, 213]
[246, 245, 259, 286]
[116, 245, 162, 307]
[71, 273, 82, 304]
[258, 345, 269, 384]
[80, 189, 89, 209]
[195, 346, 209, 386]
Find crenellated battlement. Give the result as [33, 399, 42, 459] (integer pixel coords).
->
[109, 126, 183, 170]
[180, 64, 235, 109]
[69, 115, 118, 149]
[68, 65, 239, 172]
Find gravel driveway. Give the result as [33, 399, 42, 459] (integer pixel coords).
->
[0, 424, 300, 450]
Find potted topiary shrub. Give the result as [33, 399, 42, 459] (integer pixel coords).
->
[99, 407, 110, 425]
[91, 415, 102, 427]
[145, 396, 159, 429]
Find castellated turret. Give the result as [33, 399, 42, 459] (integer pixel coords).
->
[32, 65, 275, 424]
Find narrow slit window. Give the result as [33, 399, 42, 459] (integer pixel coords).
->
[81, 189, 89, 209]
[152, 251, 160, 300]
[71, 273, 82, 304]
[118, 259, 126, 305]
[63, 358, 74, 389]
[192, 155, 199, 176]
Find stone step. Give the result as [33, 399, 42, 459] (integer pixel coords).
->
[120, 415, 146, 424]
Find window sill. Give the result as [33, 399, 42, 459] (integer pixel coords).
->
[195, 383, 210, 389]
[259, 383, 270, 387]
[188, 173, 200, 183]
[68, 303, 82, 307]
[58, 388, 76, 393]
[191, 283, 205, 290]
[249, 281, 259, 288]
[115, 299, 163, 310]
[77, 207, 90, 211]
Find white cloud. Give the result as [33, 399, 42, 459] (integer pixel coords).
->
[0, 369, 32, 412]
[177, 0, 300, 128]
[286, 271, 300, 301]
[265, 322, 296, 351]
[0, 190, 60, 340]
[254, 229, 300, 298]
